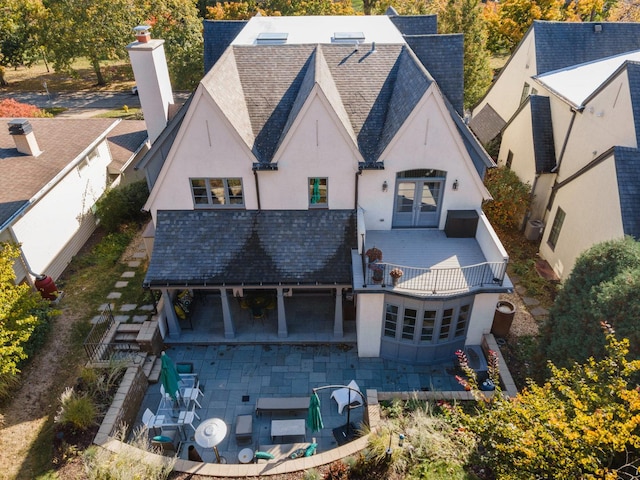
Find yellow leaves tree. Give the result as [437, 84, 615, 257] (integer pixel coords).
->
[205, 0, 355, 19]
[460, 323, 640, 479]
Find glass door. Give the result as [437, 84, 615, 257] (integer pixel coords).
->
[393, 179, 443, 227]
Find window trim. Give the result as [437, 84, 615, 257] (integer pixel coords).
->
[547, 207, 565, 250]
[190, 177, 245, 208]
[308, 177, 328, 208]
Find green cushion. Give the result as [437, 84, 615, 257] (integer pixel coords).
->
[289, 448, 306, 459]
[255, 451, 275, 460]
[304, 443, 318, 457]
[176, 363, 193, 374]
[152, 435, 172, 443]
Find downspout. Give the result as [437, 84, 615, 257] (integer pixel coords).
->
[354, 168, 362, 210]
[253, 169, 261, 211]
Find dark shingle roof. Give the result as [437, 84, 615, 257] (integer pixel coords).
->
[534, 21, 640, 74]
[614, 147, 640, 239]
[530, 96, 556, 173]
[0, 118, 118, 228]
[144, 209, 357, 287]
[203, 20, 247, 72]
[107, 120, 147, 173]
[628, 62, 640, 146]
[468, 104, 506, 145]
[405, 34, 464, 115]
[388, 14, 438, 36]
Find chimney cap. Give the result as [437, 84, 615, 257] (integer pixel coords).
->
[134, 25, 151, 34]
[8, 118, 33, 135]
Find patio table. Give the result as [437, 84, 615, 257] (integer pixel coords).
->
[271, 419, 306, 442]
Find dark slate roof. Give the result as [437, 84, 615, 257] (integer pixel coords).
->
[468, 104, 506, 145]
[143, 209, 357, 287]
[405, 34, 464, 115]
[628, 62, 640, 146]
[0, 118, 118, 229]
[107, 120, 147, 173]
[533, 21, 640, 74]
[388, 14, 438, 36]
[614, 147, 640, 239]
[530, 96, 556, 173]
[203, 20, 247, 72]
[208, 44, 432, 164]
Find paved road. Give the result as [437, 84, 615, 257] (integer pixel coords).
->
[0, 90, 191, 111]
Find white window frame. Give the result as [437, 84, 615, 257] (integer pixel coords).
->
[190, 178, 244, 208]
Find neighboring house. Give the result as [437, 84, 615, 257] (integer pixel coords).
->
[130, 14, 510, 365]
[471, 21, 640, 280]
[0, 117, 147, 285]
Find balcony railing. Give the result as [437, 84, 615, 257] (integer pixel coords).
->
[363, 260, 507, 294]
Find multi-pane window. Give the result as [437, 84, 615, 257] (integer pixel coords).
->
[401, 308, 417, 340]
[548, 207, 565, 250]
[455, 304, 470, 337]
[439, 308, 453, 341]
[309, 178, 328, 207]
[420, 310, 436, 342]
[384, 304, 399, 338]
[190, 178, 244, 207]
[520, 82, 531, 104]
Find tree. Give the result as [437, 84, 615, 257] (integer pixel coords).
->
[145, 0, 204, 91]
[482, 166, 531, 231]
[0, 243, 44, 378]
[0, 0, 47, 86]
[437, 0, 494, 108]
[0, 98, 49, 117]
[460, 323, 640, 479]
[206, 0, 355, 19]
[42, 0, 145, 85]
[607, 0, 640, 20]
[541, 236, 640, 369]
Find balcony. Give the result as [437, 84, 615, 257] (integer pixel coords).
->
[352, 217, 509, 297]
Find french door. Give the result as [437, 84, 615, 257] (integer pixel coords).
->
[392, 170, 445, 228]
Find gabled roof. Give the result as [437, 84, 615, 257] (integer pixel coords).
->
[0, 118, 119, 229]
[627, 62, 640, 146]
[530, 95, 556, 173]
[469, 104, 505, 145]
[533, 21, 640, 75]
[205, 44, 433, 164]
[106, 120, 147, 173]
[614, 146, 640, 239]
[388, 14, 438, 36]
[203, 20, 248, 72]
[143, 209, 356, 287]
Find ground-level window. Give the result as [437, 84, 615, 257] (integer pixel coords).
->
[309, 178, 328, 207]
[506, 150, 513, 169]
[190, 178, 244, 207]
[548, 207, 565, 250]
[382, 300, 472, 344]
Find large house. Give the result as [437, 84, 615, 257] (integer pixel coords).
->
[131, 14, 511, 365]
[471, 21, 640, 280]
[0, 117, 147, 285]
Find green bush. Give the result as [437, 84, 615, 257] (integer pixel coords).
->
[55, 387, 97, 430]
[482, 167, 531, 230]
[94, 180, 150, 233]
[542, 236, 640, 369]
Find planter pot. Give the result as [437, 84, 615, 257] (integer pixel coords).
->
[392, 277, 399, 286]
[491, 300, 516, 337]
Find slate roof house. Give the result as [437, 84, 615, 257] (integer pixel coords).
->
[0, 117, 148, 285]
[131, 14, 511, 364]
[471, 21, 640, 280]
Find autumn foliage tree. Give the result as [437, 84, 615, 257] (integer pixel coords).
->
[0, 98, 49, 117]
[206, 0, 355, 19]
[482, 166, 531, 231]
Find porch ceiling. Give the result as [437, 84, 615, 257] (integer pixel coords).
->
[144, 209, 357, 287]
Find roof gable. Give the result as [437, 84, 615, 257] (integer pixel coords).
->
[203, 20, 247, 72]
[628, 62, 640, 146]
[614, 146, 640, 239]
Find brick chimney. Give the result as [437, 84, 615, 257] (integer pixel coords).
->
[8, 119, 42, 157]
[126, 26, 174, 144]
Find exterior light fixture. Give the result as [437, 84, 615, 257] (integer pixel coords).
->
[382, 181, 388, 192]
[452, 179, 459, 191]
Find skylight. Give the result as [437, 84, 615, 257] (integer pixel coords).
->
[332, 32, 365, 44]
[256, 32, 289, 44]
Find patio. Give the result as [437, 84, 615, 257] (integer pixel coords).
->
[135, 343, 463, 464]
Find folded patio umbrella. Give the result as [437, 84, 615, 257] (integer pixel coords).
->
[160, 352, 181, 401]
[307, 391, 324, 432]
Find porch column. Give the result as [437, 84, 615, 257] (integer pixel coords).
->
[277, 287, 288, 338]
[161, 289, 181, 339]
[334, 287, 344, 338]
[220, 288, 235, 339]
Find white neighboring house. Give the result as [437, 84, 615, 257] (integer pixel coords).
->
[131, 14, 511, 364]
[470, 21, 640, 280]
[0, 117, 147, 285]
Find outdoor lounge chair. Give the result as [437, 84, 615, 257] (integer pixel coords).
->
[235, 414, 253, 444]
[331, 380, 363, 414]
[151, 428, 182, 456]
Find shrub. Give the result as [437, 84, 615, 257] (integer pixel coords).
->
[55, 387, 97, 430]
[324, 461, 349, 480]
[482, 166, 531, 230]
[94, 180, 150, 233]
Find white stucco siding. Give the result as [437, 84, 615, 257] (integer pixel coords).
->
[356, 292, 385, 357]
[147, 97, 258, 220]
[12, 141, 110, 277]
[263, 94, 359, 210]
[360, 92, 487, 231]
[466, 292, 500, 345]
[498, 105, 536, 186]
[539, 156, 624, 280]
[530, 173, 555, 221]
[557, 76, 636, 182]
[473, 31, 537, 122]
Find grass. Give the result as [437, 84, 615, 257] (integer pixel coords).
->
[95, 106, 143, 120]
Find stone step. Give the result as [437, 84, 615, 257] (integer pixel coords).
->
[113, 342, 140, 351]
[115, 332, 138, 342]
[147, 355, 162, 383]
[116, 323, 143, 333]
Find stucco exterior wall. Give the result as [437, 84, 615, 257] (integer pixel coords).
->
[539, 156, 624, 279]
[466, 292, 500, 345]
[12, 140, 110, 278]
[498, 104, 536, 186]
[356, 292, 385, 357]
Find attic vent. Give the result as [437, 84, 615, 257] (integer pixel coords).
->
[594, 24, 602, 33]
[256, 32, 288, 44]
[332, 32, 365, 44]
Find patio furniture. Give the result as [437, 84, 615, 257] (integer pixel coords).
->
[331, 380, 363, 414]
[142, 408, 156, 429]
[151, 428, 182, 456]
[238, 447, 254, 464]
[256, 396, 310, 416]
[235, 414, 253, 444]
[178, 403, 200, 435]
[271, 418, 306, 442]
[255, 440, 317, 463]
[195, 417, 228, 463]
[188, 445, 204, 462]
